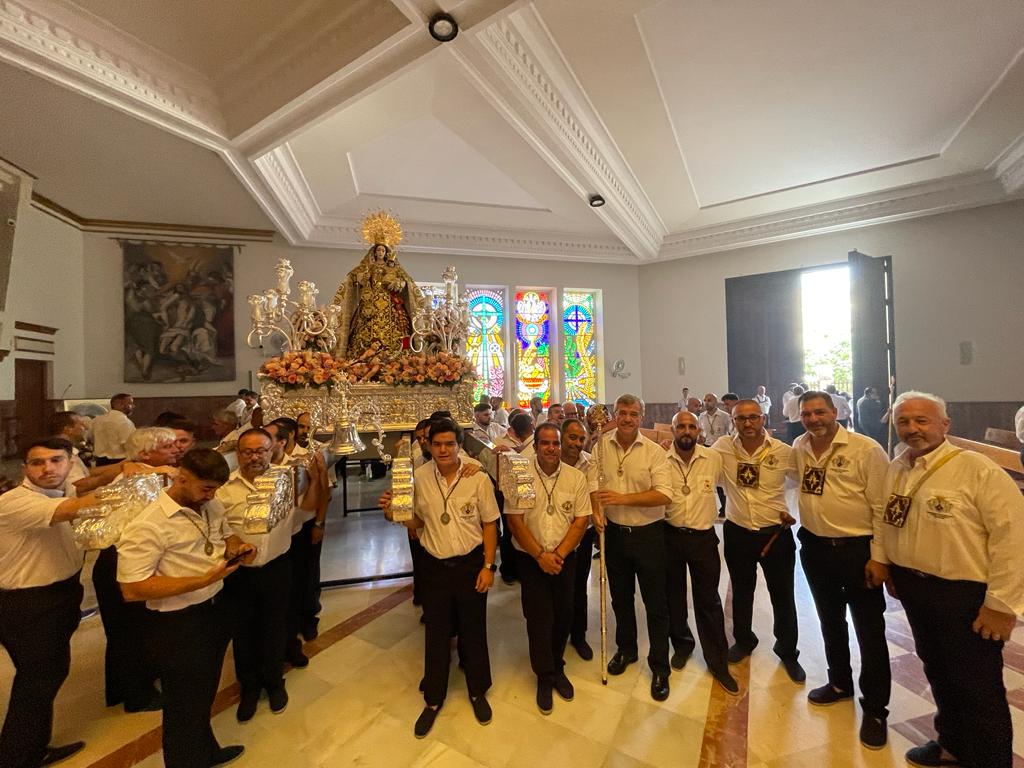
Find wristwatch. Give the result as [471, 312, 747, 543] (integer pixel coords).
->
[484, 562, 497, 572]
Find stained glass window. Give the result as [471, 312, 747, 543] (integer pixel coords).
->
[562, 291, 599, 406]
[514, 290, 552, 408]
[466, 289, 506, 403]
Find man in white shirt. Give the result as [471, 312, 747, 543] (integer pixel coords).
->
[118, 449, 255, 768]
[490, 396, 509, 428]
[546, 403, 565, 427]
[754, 385, 772, 421]
[47, 411, 90, 486]
[529, 396, 546, 424]
[793, 391, 891, 750]
[782, 385, 805, 444]
[588, 394, 673, 701]
[218, 428, 297, 721]
[878, 392, 1024, 768]
[505, 423, 591, 714]
[0, 438, 101, 768]
[471, 403, 506, 442]
[562, 418, 596, 661]
[92, 393, 136, 465]
[226, 389, 249, 424]
[664, 412, 738, 695]
[383, 419, 499, 738]
[93, 427, 179, 714]
[825, 385, 852, 428]
[698, 393, 730, 445]
[713, 399, 805, 683]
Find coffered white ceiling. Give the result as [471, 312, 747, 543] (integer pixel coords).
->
[1, 0, 1022, 263]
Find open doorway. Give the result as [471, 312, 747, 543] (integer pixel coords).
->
[800, 265, 852, 393]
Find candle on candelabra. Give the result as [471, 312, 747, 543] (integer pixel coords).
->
[298, 280, 318, 308]
[275, 259, 294, 296]
[248, 294, 265, 323]
[264, 289, 279, 315]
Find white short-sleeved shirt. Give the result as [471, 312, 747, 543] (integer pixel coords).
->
[878, 440, 1024, 615]
[505, 460, 591, 552]
[1014, 404, 1024, 444]
[665, 445, 723, 530]
[792, 427, 889, 559]
[755, 394, 772, 416]
[0, 479, 83, 589]
[699, 410, 730, 445]
[117, 490, 232, 612]
[833, 395, 852, 421]
[217, 470, 295, 566]
[712, 433, 796, 530]
[586, 432, 672, 527]
[413, 461, 500, 559]
[782, 397, 801, 424]
[92, 409, 136, 460]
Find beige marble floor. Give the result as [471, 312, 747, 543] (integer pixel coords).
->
[2, 528, 1023, 767]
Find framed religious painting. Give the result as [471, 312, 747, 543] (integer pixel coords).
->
[121, 240, 237, 383]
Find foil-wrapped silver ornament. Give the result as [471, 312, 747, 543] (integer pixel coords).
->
[499, 452, 536, 508]
[243, 465, 295, 534]
[72, 473, 166, 550]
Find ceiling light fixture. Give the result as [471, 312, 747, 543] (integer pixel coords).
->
[588, 194, 605, 207]
[428, 12, 459, 43]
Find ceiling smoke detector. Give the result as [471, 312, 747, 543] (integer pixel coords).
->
[428, 13, 459, 43]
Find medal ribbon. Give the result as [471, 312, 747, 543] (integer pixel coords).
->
[535, 460, 561, 515]
[434, 467, 464, 523]
[182, 509, 214, 554]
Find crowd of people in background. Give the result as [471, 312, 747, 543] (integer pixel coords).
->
[0, 382, 1021, 768]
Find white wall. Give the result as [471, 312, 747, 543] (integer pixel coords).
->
[0, 166, 86, 400]
[80, 235, 644, 401]
[639, 200, 1024, 403]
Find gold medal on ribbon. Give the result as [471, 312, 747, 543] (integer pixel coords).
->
[204, 541, 214, 556]
[737, 462, 760, 488]
[801, 466, 826, 496]
[681, 485, 691, 496]
[440, 511, 451, 525]
[883, 494, 911, 528]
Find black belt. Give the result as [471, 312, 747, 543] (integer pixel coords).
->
[429, 544, 484, 568]
[725, 520, 782, 534]
[799, 529, 872, 547]
[668, 525, 714, 535]
[606, 520, 660, 534]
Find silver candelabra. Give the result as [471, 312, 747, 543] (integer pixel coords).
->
[247, 259, 342, 352]
[410, 265, 468, 355]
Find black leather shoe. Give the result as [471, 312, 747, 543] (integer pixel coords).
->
[300, 620, 319, 642]
[807, 683, 853, 706]
[859, 715, 887, 750]
[781, 657, 806, 683]
[236, 688, 259, 722]
[40, 742, 85, 766]
[713, 671, 741, 696]
[209, 745, 245, 766]
[670, 648, 692, 670]
[268, 686, 289, 714]
[470, 695, 492, 725]
[553, 672, 574, 702]
[287, 649, 309, 669]
[727, 643, 755, 664]
[414, 705, 440, 738]
[571, 637, 594, 661]
[607, 651, 638, 676]
[905, 740, 962, 766]
[536, 682, 553, 715]
[650, 673, 670, 702]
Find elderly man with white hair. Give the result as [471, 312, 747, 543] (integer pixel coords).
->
[877, 391, 1024, 768]
[93, 426, 179, 714]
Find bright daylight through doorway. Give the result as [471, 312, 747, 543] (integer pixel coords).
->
[800, 265, 852, 393]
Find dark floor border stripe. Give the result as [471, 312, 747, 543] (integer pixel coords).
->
[699, 581, 749, 768]
[84, 582, 413, 768]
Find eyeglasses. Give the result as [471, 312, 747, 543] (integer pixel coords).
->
[238, 449, 270, 457]
[733, 415, 762, 423]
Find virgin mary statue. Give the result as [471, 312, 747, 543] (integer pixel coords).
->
[332, 212, 424, 359]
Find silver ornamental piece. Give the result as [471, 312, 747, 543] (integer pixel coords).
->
[72, 473, 166, 550]
[390, 437, 415, 523]
[498, 452, 536, 508]
[243, 466, 295, 534]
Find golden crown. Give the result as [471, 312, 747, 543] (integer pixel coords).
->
[361, 211, 403, 248]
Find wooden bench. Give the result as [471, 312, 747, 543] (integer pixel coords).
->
[947, 435, 1023, 475]
[983, 427, 1020, 450]
[640, 428, 673, 446]
[653, 422, 673, 433]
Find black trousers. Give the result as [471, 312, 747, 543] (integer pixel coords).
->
[147, 594, 232, 768]
[287, 520, 315, 652]
[665, 526, 729, 676]
[605, 520, 670, 676]
[798, 529, 890, 715]
[224, 552, 291, 694]
[495, 489, 519, 583]
[0, 573, 82, 768]
[786, 422, 805, 444]
[408, 534, 426, 605]
[516, 550, 576, 683]
[420, 546, 491, 707]
[93, 546, 158, 707]
[891, 565, 1012, 768]
[723, 520, 799, 659]
[570, 526, 597, 642]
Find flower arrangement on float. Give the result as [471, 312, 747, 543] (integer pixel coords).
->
[257, 347, 474, 391]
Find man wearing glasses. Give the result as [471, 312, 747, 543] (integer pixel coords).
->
[712, 400, 803, 683]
